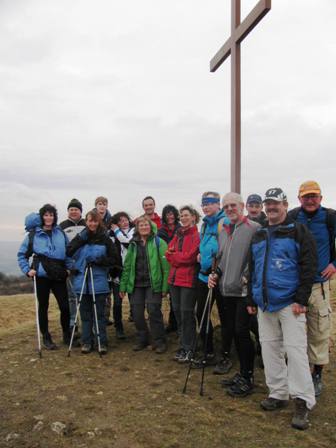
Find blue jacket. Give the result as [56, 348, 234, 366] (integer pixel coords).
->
[199, 210, 227, 283]
[248, 217, 317, 312]
[66, 228, 119, 295]
[288, 206, 336, 283]
[17, 213, 71, 277]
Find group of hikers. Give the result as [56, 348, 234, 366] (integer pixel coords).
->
[17, 180, 335, 431]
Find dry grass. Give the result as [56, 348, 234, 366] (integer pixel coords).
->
[0, 283, 335, 448]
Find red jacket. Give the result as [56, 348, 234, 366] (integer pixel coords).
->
[166, 225, 200, 288]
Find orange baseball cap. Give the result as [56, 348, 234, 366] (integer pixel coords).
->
[298, 180, 321, 197]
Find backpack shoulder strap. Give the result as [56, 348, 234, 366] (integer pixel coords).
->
[25, 230, 36, 258]
[287, 207, 301, 221]
[325, 208, 336, 261]
[217, 217, 225, 236]
[200, 222, 206, 238]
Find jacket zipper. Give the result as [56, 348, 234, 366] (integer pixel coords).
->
[262, 230, 270, 311]
[145, 242, 153, 290]
[222, 225, 237, 295]
[171, 233, 183, 285]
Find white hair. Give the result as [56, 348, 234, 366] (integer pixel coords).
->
[222, 192, 244, 205]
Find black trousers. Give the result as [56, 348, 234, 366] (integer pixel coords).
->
[35, 277, 70, 335]
[196, 279, 220, 354]
[217, 295, 255, 377]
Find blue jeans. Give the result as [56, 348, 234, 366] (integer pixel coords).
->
[80, 293, 108, 346]
[67, 277, 78, 328]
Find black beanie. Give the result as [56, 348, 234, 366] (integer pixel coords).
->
[67, 198, 82, 212]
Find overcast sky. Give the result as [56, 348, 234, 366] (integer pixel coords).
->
[0, 0, 335, 241]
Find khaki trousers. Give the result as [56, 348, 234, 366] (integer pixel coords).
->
[307, 281, 332, 365]
[258, 305, 316, 410]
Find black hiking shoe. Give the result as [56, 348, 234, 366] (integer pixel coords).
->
[133, 342, 149, 352]
[191, 353, 216, 369]
[99, 345, 108, 355]
[260, 397, 289, 411]
[220, 372, 242, 387]
[213, 357, 233, 375]
[174, 348, 185, 361]
[291, 398, 310, 430]
[227, 376, 254, 398]
[81, 344, 92, 354]
[178, 350, 193, 364]
[43, 333, 58, 350]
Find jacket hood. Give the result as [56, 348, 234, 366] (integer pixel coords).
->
[25, 212, 42, 232]
[203, 209, 227, 226]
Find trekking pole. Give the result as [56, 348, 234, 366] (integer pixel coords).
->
[200, 287, 213, 396]
[67, 266, 89, 356]
[32, 274, 42, 359]
[89, 264, 102, 358]
[182, 287, 212, 394]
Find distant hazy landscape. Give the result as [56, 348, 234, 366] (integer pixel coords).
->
[0, 241, 21, 275]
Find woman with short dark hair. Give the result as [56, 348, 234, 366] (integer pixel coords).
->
[17, 204, 71, 350]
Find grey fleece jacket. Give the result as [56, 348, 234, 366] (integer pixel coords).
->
[217, 218, 260, 297]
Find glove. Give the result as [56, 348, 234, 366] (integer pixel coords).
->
[79, 228, 89, 241]
[86, 254, 96, 263]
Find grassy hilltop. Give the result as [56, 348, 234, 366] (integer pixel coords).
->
[0, 283, 335, 448]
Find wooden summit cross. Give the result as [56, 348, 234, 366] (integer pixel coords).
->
[210, 0, 271, 193]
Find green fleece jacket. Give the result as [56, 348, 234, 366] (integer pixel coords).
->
[120, 234, 169, 294]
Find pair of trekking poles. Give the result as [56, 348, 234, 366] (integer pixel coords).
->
[182, 285, 214, 396]
[32, 262, 103, 358]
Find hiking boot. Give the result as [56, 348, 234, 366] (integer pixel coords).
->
[227, 376, 254, 398]
[191, 353, 216, 369]
[155, 342, 167, 354]
[221, 372, 242, 387]
[99, 345, 108, 355]
[312, 372, 323, 397]
[116, 329, 126, 340]
[43, 333, 58, 350]
[174, 348, 185, 361]
[81, 344, 92, 354]
[291, 398, 309, 430]
[133, 342, 149, 352]
[213, 357, 233, 375]
[178, 350, 193, 364]
[260, 397, 289, 411]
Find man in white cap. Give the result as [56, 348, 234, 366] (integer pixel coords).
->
[248, 188, 317, 430]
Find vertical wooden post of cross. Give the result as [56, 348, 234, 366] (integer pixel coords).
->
[210, 0, 271, 193]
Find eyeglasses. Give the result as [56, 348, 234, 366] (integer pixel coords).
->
[301, 194, 320, 201]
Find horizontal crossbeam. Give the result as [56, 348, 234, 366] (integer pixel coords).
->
[210, 0, 271, 72]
